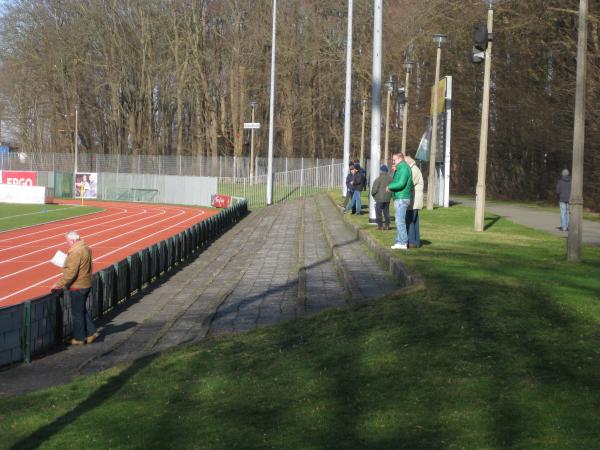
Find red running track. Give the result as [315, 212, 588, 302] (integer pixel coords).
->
[0, 200, 218, 307]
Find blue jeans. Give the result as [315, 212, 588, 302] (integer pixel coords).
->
[394, 198, 410, 245]
[69, 288, 96, 341]
[406, 209, 420, 247]
[559, 202, 569, 230]
[345, 190, 362, 214]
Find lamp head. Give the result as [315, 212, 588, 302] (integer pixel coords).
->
[432, 34, 448, 47]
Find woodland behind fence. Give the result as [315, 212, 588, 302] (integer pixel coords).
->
[0, 1, 598, 208]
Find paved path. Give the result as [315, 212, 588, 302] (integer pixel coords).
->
[454, 197, 600, 246]
[0, 194, 402, 396]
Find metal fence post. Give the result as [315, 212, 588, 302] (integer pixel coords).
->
[23, 301, 31, 363]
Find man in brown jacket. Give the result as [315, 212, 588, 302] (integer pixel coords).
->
[52, 231, 98, 345]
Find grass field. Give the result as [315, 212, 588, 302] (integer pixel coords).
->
[0, 203, 103, 232]
[0, 199, 598, 449]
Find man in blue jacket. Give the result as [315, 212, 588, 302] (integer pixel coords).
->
[386, 152, 413, 249]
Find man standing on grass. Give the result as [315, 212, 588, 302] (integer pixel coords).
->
[52, 231, 99, 345]
[387, 152, 413, 250]
[556, 169, 571, 232]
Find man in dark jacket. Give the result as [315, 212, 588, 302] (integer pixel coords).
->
[344, 164, 364, 214]
[344, 163, 356, 213]
[371, 165, 393, 230]
[556, 169, 571, 232]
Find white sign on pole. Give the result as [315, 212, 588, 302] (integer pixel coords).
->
[244, 123, 261, 129]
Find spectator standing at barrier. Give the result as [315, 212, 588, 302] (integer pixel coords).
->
[344, 163, 356, 213]
[371, 164, 393, 230]
[387, 152, 413, 250]
[345, 163, 365, 215]
[405, 155, 424, 248]
[52, 231, 98, 345]
[556, 169, 571, 232]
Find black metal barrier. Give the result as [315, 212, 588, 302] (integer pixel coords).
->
[0, 200, 248, 367]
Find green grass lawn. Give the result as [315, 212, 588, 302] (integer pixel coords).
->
[0, 198, 599, 449]
[0, 203, 103, 232]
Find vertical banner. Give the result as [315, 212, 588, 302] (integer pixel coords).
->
[74, 172, 98, 199]
[416, 76, 452, 207]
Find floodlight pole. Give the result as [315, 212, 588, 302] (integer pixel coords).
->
[74, 105, 79, 174]
[342, 0, 353, 196]
[360, 98, 367, 166]
[266, 0, 277, 205]
[368, 0, 383, 222]
[568, 0, 588, 262]
[250, 102, 257, 184]
[401, 62, 414, 155]
[474, 3, 495, 231]
[383, 77, 393, 166]
[426, 37, 445, 210]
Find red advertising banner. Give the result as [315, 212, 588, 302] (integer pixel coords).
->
[1, 170, 38, 186]
[211, 194, 232, 208]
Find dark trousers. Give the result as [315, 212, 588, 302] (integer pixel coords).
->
[70, 288, 95, 341]
[406, 209, 420, 247]
[375, 202, 390, 226]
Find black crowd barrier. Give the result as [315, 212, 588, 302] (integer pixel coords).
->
[0, 201, 248, 368]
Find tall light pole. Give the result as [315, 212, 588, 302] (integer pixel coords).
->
[383, 76, 393, 167]
[74, 104, 79, 173]
[342, 0, 354, 197]
[360, 98, 367, 166]
[426, 34, 447, 210]
[401, 60, 414, 155]
[369, 0, 383, 223]
[568, 0, 588, 262]
[474, 0, 497, 231]
[249, 101, 257, 184]
[266, 0, 277, 205]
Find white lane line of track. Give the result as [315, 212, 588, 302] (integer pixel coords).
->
[0, 207, 192, 280]
[0, 209, 166, 256]
[0, 209, 208, 304]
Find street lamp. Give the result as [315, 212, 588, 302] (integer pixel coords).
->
[383, 75, 394, 166]
[266, 0, 277, 205]
[360, 98, 368, 166]
[426, 33, 447, 210]
[249, 101, 258, 184]
[342, 0, 354, 197]
[401, 60, 415, 155]
[474, 0, 498, 231]
[74, 104, 79, 173]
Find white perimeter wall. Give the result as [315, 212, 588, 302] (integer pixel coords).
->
[98, 172, 217, 206]
[0, 184, 46, 204]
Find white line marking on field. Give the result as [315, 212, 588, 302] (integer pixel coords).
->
[0, 205, 76, 221]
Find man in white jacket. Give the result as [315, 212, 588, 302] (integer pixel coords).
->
[405, 155, 424, 248]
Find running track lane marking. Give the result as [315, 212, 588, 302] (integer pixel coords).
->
[0, 207, 187, 280]
[0, 209, 208, 304]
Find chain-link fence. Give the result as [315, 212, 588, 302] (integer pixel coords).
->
[0, 152, 343, 178]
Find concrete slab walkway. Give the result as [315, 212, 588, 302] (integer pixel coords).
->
[0, 194, 404, 396]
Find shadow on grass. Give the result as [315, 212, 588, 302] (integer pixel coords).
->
[10, 354, 157, 450]
[484, 215, 501, 231]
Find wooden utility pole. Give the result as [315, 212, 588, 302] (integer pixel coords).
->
[568, 0, 588, 262]
[474, 4, 495, 231]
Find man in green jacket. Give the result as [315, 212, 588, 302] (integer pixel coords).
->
[386, 152, 413, 249]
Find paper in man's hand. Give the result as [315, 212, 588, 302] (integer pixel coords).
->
[50, 250, 67, 268]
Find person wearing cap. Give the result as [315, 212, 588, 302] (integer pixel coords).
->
[344, 163, 364, 215]
[344, 162, 356, 213]
[556, 168, 571, 232]
[405, 155, 424, 247]
[371, 164, 393, 230]
[51, 231, 98, 345]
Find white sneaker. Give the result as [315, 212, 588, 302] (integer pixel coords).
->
[390, 243, 408, 250]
